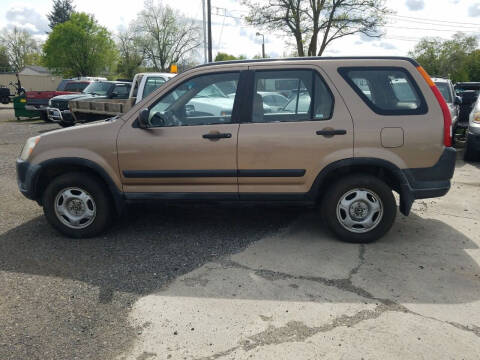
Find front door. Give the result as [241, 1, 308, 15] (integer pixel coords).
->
[237, 65, 354, 197]
[117, 71, 241, 197]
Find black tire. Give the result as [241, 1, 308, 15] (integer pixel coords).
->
[463, 137, 480, 162]
[40, 111, 51, 122]
[42, 172, 113, 238]
[321, 174, 396, 243]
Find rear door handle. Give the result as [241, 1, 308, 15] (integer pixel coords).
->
[202, 132, 232, 139]
[316, 129, 347, 136]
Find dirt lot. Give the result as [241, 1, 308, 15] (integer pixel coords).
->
[1, 108, 479, 360]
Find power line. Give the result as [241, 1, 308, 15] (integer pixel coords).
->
[384, 25, 469, 33]
[388, 14, 480, 27]
[387, 16, 480, 30]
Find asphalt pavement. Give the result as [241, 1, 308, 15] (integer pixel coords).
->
[0, 114, 479, 360]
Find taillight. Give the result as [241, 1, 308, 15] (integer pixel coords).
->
[416, 66, 452, 147]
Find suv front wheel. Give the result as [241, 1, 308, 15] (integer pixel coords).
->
[42, 172, 113, 238]
[322, 174, 396, 243]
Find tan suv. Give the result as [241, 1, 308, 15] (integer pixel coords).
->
[16, 57, 456, 243]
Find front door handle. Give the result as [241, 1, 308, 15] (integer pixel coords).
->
[202, 132, 232, 140]
[316, 129, 347, 136]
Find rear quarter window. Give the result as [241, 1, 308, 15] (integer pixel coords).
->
[338, 67, 428, 115]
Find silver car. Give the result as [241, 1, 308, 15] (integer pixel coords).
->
[433, 77, 461, 128]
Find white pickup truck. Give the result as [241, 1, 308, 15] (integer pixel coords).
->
[55, 72, 176, 125]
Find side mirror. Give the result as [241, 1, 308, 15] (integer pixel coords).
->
[138, 108, 150, 129]
[454, 96, 462, 105]
[110, 92, 118, 98]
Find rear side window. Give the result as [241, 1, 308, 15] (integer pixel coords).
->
[252, 69, 334, 123]
[339, 67, 427, 115]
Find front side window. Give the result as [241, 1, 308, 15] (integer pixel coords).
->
[252, 70, 333, 123]
[148, 72, 239, 127]
[339, 67, 427, 115]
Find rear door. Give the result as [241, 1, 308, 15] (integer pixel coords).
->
[237, 64, 354, 197]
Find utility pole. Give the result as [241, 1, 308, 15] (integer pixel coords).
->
[202, 0, 208, 63]
[207, 0, 213, 62]
[256, 32, 265, 58]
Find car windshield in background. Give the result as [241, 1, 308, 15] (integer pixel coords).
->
[64, 82, 89, 93]
[83, 82, 113, 95]
[435, 82, 452, 103]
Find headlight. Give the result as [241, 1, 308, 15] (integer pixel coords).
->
[473, 112, 480, 124]
[20, 136, 40, 161]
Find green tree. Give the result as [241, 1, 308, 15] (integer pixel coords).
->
[117, 26, 144, 79]
[465, 49, 480, 82]
[409, 33, 477, 82]
[47, 0, 75, 30]
[0, 45, 10, 72]
[243, 0, 390, 57]
[135, 1, 201, 71]
[43, 13, 117, 77]
[214, 52, 246, 61]
[0, 27, 39, 72]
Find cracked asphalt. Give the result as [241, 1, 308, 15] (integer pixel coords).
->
[1, 110, 480, 360]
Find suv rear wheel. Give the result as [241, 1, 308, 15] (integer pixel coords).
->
[322, 174, 396, 243]
[42, 172, 113, 238]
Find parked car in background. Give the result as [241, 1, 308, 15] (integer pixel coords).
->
[17, 56, 456, 243]
[47, 81, 132, 126]
[464, 97, 480, 161]
[432, 78, 461, 129]
[0, 86, 10, 104]
[455, 82, 480, 130]
[57, 73, 175, 126]
[130, 72, 176, 104]
[26, 80, 95, 121]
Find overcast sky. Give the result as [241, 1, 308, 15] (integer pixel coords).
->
[1, 0, 480, 62]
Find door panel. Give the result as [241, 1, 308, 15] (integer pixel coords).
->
[238, 65, 354, 195]
[117, 124, 239, 193]
[117, 71, 242, 194]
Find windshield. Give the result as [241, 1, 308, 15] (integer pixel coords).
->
[435, 82, 452, 103]
[64, 82, 89, 92]
[83, 82, 113, 95]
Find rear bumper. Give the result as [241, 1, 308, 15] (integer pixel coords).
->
[399, 147, 456, 214]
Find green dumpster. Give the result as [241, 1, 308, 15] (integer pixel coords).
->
[13, 95, 39, 120]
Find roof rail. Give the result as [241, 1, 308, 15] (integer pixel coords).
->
[193, 56, 419, 69]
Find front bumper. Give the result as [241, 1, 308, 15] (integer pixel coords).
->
[25, 104, 47, 112]
[47, 107, 74, 123]
[16, 159, 41, 200]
